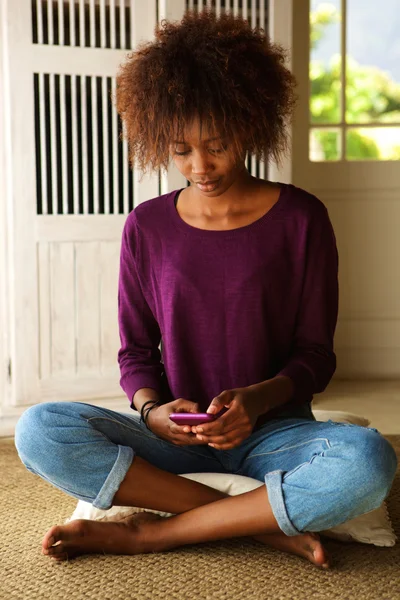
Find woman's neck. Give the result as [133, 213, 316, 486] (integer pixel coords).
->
[185, 172, 261, 219]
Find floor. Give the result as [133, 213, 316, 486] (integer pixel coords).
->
[313, 379, 400, 435]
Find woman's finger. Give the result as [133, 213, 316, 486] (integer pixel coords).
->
[208, 438, 244, 450]
[192, 410, 241, 436]
[171, 433, 209, 446]
[193, 415, 247, 438]
[196, 428, 247, 445]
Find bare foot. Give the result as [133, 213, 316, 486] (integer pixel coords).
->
[41, 513, 162, 562]
[42, 513, 330, 569]
[253, 531, 331, 569]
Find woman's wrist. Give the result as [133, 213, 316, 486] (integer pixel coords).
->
[133, 388, 161, 412]
[145, 403, 166, 432]
[140, 400, 160, 429]
[145, 404, 160, 429]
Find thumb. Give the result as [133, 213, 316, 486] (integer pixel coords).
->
[207, 391, 233, 415]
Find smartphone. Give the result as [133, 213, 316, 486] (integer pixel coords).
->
[169, 407, 228, 426]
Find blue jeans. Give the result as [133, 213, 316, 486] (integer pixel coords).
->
[14, 401, 397, 537]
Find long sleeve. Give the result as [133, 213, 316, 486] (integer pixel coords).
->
[117, 215, 164, 408]
[277, 204, 339, 406]
[117, 185, 338, 414]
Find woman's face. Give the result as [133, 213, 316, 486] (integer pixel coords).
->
[169, 119, 248, 197]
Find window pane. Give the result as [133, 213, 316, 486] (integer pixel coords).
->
[310, 0, 342, 124]
[310, 128, 341, 161]
[346, 0, 400, 124]
[346, 127, 400, 160]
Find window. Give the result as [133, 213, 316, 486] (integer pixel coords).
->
[309, 0, 400, 161]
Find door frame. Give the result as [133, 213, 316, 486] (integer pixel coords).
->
[268, 0, 294, 184]
[0, 0, 12, 412]
[0, 0, 37, 412]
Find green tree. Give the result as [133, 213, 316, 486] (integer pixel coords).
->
[310, 3, 400, 159]
[310, 2, 340, 52]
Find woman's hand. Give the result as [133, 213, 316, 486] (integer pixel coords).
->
[189, 387, 267, 450]
[146, 398, 209, 446]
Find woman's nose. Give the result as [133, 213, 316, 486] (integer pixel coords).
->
[191, 151, 214, 175]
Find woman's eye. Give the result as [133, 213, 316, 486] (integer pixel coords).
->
[174, 145, 227, 157]
[209, 145, 228, 154]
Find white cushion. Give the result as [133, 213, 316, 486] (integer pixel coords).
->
[313, 409, 371, 427]
[65, 410, 397, 547]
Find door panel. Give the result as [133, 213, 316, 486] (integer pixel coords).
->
[2, 0, 160, 408]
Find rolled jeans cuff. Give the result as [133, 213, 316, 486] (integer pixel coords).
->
[264, 469, 302, 537]
[93, 445, 134, 510]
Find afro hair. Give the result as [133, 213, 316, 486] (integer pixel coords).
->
[115, 9, 297, 173]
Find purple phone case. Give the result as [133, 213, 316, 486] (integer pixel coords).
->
[169, 407, 228, 426]
[169, 413, 217, 425]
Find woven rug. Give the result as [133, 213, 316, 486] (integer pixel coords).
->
[1, 435, 399, 600]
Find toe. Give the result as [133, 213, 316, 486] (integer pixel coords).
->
[42, 524, 73, 554]
[302, 533, 331, 568]
[318, 545, 331, 568]
[311, 539, 331, 569]
[42, 521, 81, 550]
[49, 543, 65, 555]
[43, 542, 70, 561]
[51, 553, 69, 562]
[42, 526, 62, 549]
[42, 541, 62, 555]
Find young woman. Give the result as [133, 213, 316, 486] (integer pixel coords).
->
[15, 10, 397, 567]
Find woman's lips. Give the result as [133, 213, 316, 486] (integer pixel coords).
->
[195, 179, 220, 192]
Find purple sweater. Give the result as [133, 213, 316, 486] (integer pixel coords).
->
[117, 183, 339, 417]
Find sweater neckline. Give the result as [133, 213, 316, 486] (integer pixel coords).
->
[168, 182, 289, 238]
